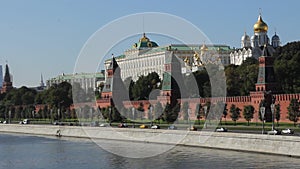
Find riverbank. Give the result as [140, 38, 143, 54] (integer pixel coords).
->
[1, 124, 300, 157]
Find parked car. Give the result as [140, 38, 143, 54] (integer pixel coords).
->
[90, 121, 99, 127]
[168, 125, 177, 130]
[188, 126, 197, 131]
[99, 123, 108, 127]
[139, 124, 148, 129]
[151, 125, 160, 129]
[267, 129, 281, 135]
[216, 127, 228, 132]
[281, 128, 294, 134]
[118, 123, 128, 128]
[22, 119, 30, 124]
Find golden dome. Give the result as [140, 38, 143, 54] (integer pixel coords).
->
[200, 44, 208, 51]
[253, 15, 268, 33]
[139, 33, 150, 42]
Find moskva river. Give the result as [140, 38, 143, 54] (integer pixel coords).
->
[0, 133, 299, 169]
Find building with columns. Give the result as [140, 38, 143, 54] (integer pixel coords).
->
[230, 14, 281, 65]
[105, 33, 232, 82]
[47, 72, 105, 92]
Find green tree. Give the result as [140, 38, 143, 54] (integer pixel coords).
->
[287, 98, 300, 126]
[137, 102, 145, 120]
[230, 104, 241, 125]
[225, 65, 240, 96]
[243, 105, 255, 126]
[274, 41, 300, 93]
[162, 103, 176, 123]
[194, 103, 202, 125]
[213, 101, 226, 125]
[223, 103, 228, 125]
[111, 107, 124, 122]
[154, 102, 163, 120]
[131, 72, 161, 100]
[275, 104, 281, 127]
[181, 102, 189, 123]
[237, 58, 259, 96]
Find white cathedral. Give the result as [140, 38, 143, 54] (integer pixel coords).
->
[230, 14, 281, 65]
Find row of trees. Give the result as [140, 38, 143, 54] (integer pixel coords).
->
[0, 81, 97, 121]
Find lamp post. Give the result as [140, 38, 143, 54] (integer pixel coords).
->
[203, 106, 208, 129]
[8, 110, 11, 124]
[149, 105, 153, 126]
[271, 104, 275, 130]
[132, 107, 135, 128]
[50, 108, 53, 124]
[260, 106, 266, 134]
[188, 108, 191, 129]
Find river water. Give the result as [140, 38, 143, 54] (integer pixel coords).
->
[0, 133, 299, 169]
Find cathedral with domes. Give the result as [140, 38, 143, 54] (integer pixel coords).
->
[230, 14, 281, 65]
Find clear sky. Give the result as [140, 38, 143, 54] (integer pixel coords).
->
[1, 0, 299, 87]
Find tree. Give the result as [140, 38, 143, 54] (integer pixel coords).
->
[136, 102, 145, 120]
[274, 41, 300, 93]
[223, 103, 228, 125]
[275, 104, 281, 127]
[131, 72, 161, 100]
[194, 103, 202, 125]
[243, 105, 255, 126]
[111, 107, 124, 122]
[181, 102, 189, 123]
[237, 58, 259, 96]
[162, 103, 176, 123]
[230, 104, 241, 125]
[287, 98, 300, 126]
[214, 101, 226, 125]
[154, 102, 163, 120]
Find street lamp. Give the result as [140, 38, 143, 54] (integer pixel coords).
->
[203, 106, 208, 129]
[188, 108, 191, 129]
[149, 105, 153, 126]
[271, 104, 275, 130]
[260, 106, 266, 134]
[50, 108, 53, 124]
[131, 107, 135, 128]
[8, 110, 11, 124]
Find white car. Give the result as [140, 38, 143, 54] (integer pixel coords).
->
[267, 129, 281, 135]
[151, 125, 160, 129]
[281, 128, 294, 134]
[216, 127, 228, 132]
[22, 119, 30, 124]
[99, 123, 107, 127]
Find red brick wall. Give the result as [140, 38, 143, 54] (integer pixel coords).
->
[32, 93, 300, 124]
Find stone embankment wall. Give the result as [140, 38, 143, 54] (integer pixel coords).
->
[1, 124, 300, 157]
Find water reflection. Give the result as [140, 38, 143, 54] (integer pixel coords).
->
[0, 133, 299, 169]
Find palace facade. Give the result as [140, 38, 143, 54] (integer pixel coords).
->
[104, 33, 232, 82]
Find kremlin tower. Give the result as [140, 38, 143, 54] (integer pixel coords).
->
[1, 64, 13, 93]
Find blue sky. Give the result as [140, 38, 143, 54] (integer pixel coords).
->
[1, 0, 299, 87]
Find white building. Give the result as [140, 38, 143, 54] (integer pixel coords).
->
[47, 72, 105, 91]
[230, 14, 281, 65]
[105, 33, 232, 81]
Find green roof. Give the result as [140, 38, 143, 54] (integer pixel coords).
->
[105, 44, 232, 62]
